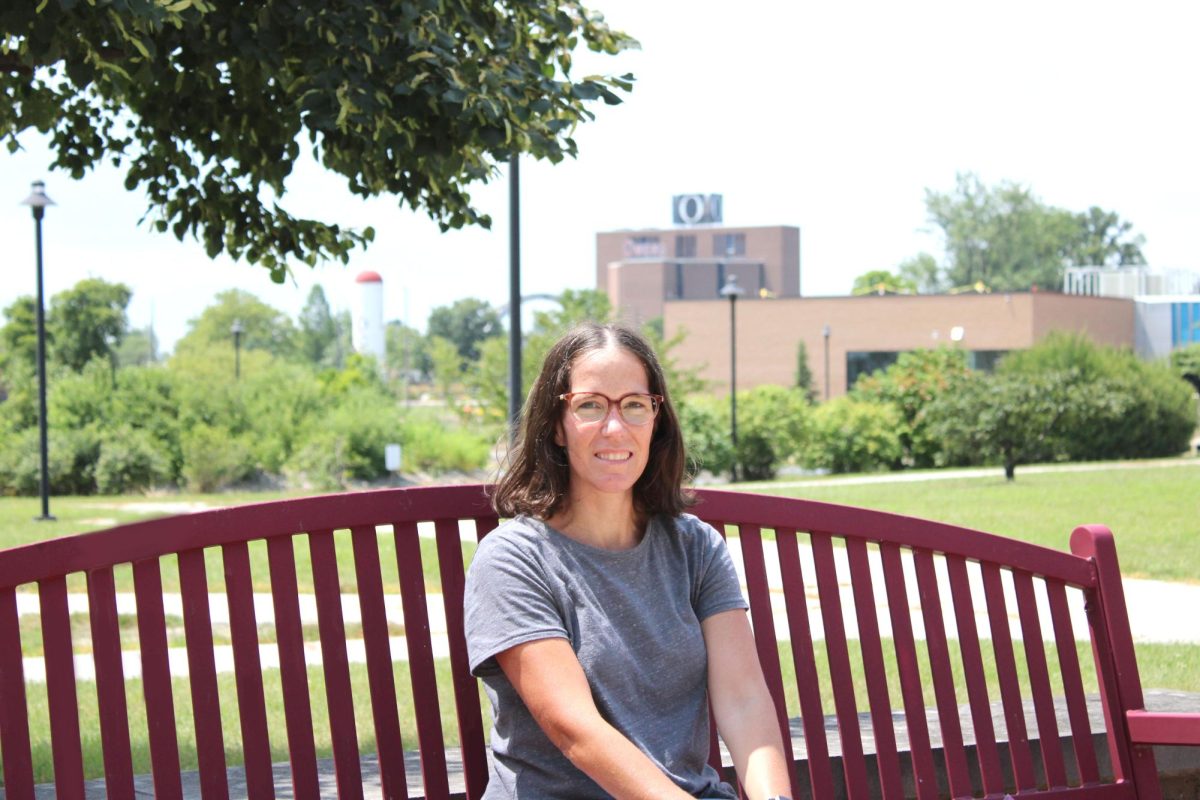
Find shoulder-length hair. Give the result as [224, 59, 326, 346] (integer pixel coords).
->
[491, 323, 692, 519]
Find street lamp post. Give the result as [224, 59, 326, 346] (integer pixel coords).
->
[21, 181, 56, 521]
[230, 320, 243, 380]
[822, 324, 831, 401]
[720, 275, 746, 482]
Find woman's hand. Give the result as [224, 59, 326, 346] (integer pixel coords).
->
[497, 638, 694, 800]
[702, 609, 794, 800]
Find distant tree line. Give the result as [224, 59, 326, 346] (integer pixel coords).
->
[854, 173, 1149, 296]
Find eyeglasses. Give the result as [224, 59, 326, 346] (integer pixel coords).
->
[558, 392, 664, 426]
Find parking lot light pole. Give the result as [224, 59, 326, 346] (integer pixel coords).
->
[720, 275, 746, 482]
[21, 180, 56, 521]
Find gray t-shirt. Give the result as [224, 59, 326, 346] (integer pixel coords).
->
[464, 513, 748, 799]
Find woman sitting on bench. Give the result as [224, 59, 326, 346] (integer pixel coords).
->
[465, 322, 793, 799]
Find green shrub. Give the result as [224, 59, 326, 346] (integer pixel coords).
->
[677, 397, 734, 479]
[180, 424, 255, 492]
[94, 427, 170, 494]
[733, 386, 810, 481]
[999, 333, 1197, 460]
[807, 399, 903, 473]
[400, 417, 491, 474]
[851, 348, 972, 467]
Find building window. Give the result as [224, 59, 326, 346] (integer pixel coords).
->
[846, 351, 900, 389]
[623, 236, 662, 258]
[675, 235, 696, 258]
[713, 233, 745, 257]
[968, 350, 1008, 371]
[1174, 302, 1200, 345]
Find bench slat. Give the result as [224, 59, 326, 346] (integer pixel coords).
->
[40, 576, 85, 800]
[913, 549, 972, 797]
[879, 543, 938, 800]
[133, 558, 184, 800]
[945, 555, 1005, 795]
[435, 517, 489, 800]
[775, 529, 837, 799]
[310, 529, 365, 799]
[1047, 578, 1100, 783]
[699, 516, 728, 777]
[222, 540, 276, 799]
[0, 586, 35, 800]
[394, 520, 451, 800]
[178, 548, 230, 800]
[86, 566, 136, 800]
[981, 562, 1036, 790]
[267, 535, 321, 799]
[350, 525, 410, 800]
[845, 539, 903, 800]
[737, 523, 800, 797]
[811, 531, 871, 800]
[1013, 570, 1068, 788]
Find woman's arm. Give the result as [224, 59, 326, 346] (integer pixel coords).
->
[496, 638, 694, 800]
[701, 609, 793, 800]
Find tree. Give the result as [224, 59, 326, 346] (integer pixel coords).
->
[2, 1, 635, 279]
[298, 285, 338, 366]
[1062, 206, 1147, 267]
[1171, 343, 1200, 393]
[897, 253, 943, 293]
[47, 278, 132, 371]
[115, 326, 158, 367]
[794, 340, 816, 401]
[851, 270, 916, 296]
[0, 296, 41, 369]
[385, 320, 431, 382]
[427, 298, 502, 363]
[925, 173, 1079, 292]
[926, 370, 1076, 480]
[174, 289, 298, 359]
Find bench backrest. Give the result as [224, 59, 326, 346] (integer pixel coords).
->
[0, 485, 1164, 799]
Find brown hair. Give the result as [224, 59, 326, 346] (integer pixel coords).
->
[491, 323, 692, 519]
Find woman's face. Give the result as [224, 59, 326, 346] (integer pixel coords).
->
[555, 345, 655, 505]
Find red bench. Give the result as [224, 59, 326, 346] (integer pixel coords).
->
[0, 484, 1196, 799]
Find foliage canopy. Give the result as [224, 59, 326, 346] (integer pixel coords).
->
[1, 0, 635, 279]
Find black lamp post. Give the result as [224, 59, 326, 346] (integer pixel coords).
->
[720, 274, 746, 482]
[507, 154, 522, 445]
[21, 181, 55, 521]
[230, 319, 243, 380]
[822, 324, 831, 401]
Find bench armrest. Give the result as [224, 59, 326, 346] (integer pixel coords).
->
[1126, 710, 1200, 746]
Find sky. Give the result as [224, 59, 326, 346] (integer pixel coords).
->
[3, 0, 1199, 353]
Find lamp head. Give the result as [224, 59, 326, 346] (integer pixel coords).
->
[719, 274, 746, 299]
[230, 320, 244, 336]
[22, 180, 55, 220]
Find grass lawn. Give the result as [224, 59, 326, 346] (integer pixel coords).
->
[741, 460, 1200, 584]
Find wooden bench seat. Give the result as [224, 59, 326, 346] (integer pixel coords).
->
[0, 484, 1196, 799]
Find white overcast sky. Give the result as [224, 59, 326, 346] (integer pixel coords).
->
[2, 0, 1198, 352]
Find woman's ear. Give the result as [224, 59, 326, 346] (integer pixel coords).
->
[554, 421, 565, 448]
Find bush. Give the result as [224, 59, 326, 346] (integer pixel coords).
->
[677, 397, 734, 479]
[400, 416, 491, 474]
[733, 386, 810, 481]
[999, 333, 1197, 460]
[851, 348, 971, 467]
[94, 427, 170, 494]
[180, 424, 255, 492]
[807, 399, 903, 474]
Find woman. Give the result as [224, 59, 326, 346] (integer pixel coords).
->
[464, 323, 792, 799]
